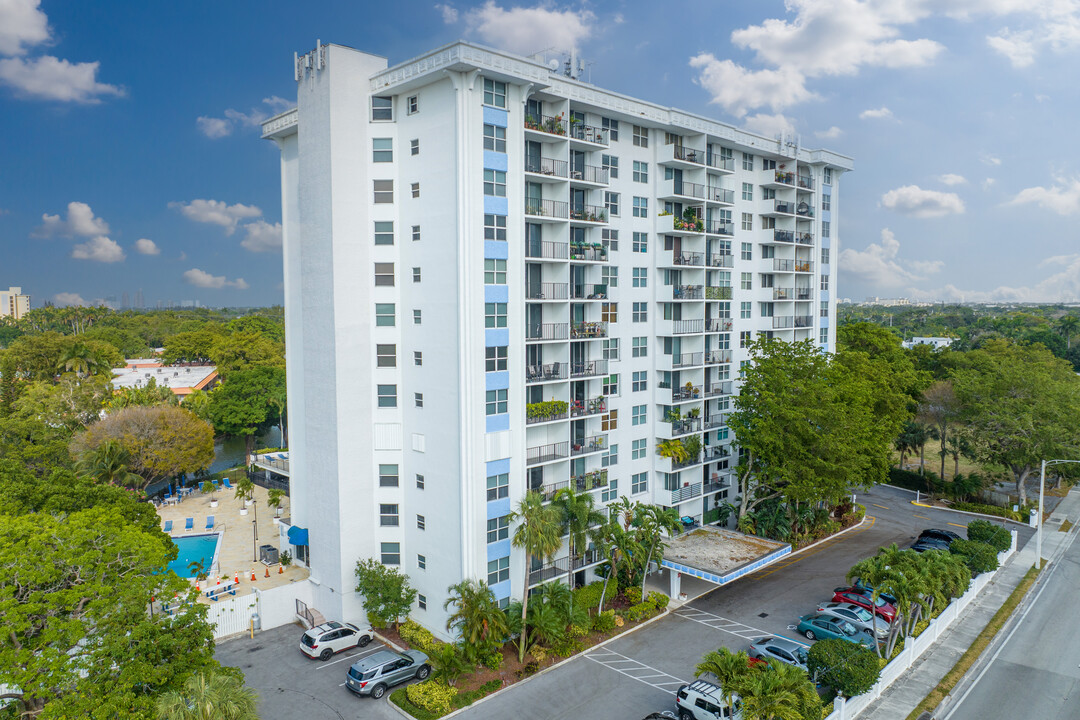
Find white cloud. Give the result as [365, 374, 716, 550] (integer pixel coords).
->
[262, 95, 293, 112]
[1009, 177, 1080, 215]
[34, 201, 110, 238]
[0, 0, 50, 56]
[983, 177, 997, 190]
[910, 254, 1080, 303]
[981, 154, 1002, 166]
[196, 116, 232, 139]
[689, 54, 816, 117]
[241, 220, 283, 253]
[71, 236, 125, 263]
[169, 199, 262, 235]
[815, 126, 843, 139]
[839, 228, 944, 288]
[987, 28, 1037, 67]
[197, 96, 295, 139]
[435, 3, 458, 23]
[0, 55, 123, 103]
[463, 1, 594, 54]
[859, 106, 894, 120]
[881, 185, 965, 217]
[134, 238, 160, 255]
[742, 112, 796, 138]
[937, 173, 968, 186]
[183, 268, 248, 290]
[53, 292, 87, 307]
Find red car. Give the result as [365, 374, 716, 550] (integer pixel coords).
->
[831, 587, 897, 623]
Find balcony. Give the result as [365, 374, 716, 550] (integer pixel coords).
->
[705, 349, 732, 364]
[526, 362, 568, 383]
[570, 204, 608, 224]
[526, 282, 569, 300]
[707, 153, 735, 172]
[668, 481, 703, 505]
[773, 258, 795, 272]
[526, 401, 569, 425]
[570, 164, 609, 185]
[537, 470, 609, 501]
[796, 202, 814, 218]
[706, 220, 734, 237]
[528, 557, 569, 586]
[571, 321, 608, 339]
[773, 287, 795, 301]
[525, 156, 569, 179]
[571, 434, 608, 456]
[773, 230, 794, 244]
[659, 178, 706, 201]
[704, 413, 729, 430]
[526, 240, 569, 260]
[706, 186, 735, 205]
[569, 243, 609, 262]
[794, 315, 813, 328]
[705, 286, 732, 301]
[705, 381, 732, 397]
[568, 121, 609, 147]
[795, 287, 813, 301]
[570, 548, 602, 571]
[525, 198, 569, 220]
[670, 251, 704, 267]
[524, 113, 567, 138]
[795, 232, 815, 246]
[570, 283, 610, 300]
[769, 200, 796, 216]
[794, 260, 814, 273]
[658, 212, 705, 236]
[798, 175, 815, 191]
[666, 318, 705, 335]
[659, 144, 706, 167]
[571, 396, 608, 418]
[570, 359, 608, 378]
[765, 171, 795, 188]
[669, 417, 702, 436]
[672, 284, 704, 301]
[703, 445, 731, 463]
[708, 253, 734, 268]
[772, 315, 795, 329]
[702, 476, 731, 495]
[527, 441, 570, 466]
[669, 384, 702, 402]
[672, 352, 704, 369]
[526, 323, 569, 342]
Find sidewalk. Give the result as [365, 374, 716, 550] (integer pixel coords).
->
[862, 488, 1080, 720]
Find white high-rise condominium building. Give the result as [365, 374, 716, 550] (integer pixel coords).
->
[0, 287, 30, 320]
[263, 41, 852, 638]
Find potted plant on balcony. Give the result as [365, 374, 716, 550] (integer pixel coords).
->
[682, 434, 702, 463]
[657, 439, 689, 465]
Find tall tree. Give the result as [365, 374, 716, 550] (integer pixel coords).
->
[554, 487, 605, 589]
[209, 332, 284, 377]
[74, 439, 142, 486]
[443, 579, 508, 660]
[154, 670, 259, 720]
[634, 504, 682, 597]
[509, 491, 562, 662]
[160, 329, 222, 365]
[919, 380, 960, 480]
[56, 341, 102, 378]
[1058, 314, 1080, 350]
[206, 366, 284, 465]
[590, 518, 642, 611]
[695, 647, 753, 713]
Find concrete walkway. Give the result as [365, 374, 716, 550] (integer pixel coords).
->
[862, 489, 1080, 719]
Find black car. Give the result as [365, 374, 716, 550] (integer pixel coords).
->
[911, 537, 952, 553]
[919, 528, 962, 543]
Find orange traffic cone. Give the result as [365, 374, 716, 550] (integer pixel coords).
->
[194, 581, 200, 592]
[278, 565, 284, 574]
[264, 566, 270, 578]
[251, 569, 257, 581]
[234, 571, 240, 584]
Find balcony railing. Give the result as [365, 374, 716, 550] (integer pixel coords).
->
[570, 204, 608, 223]
[702, 477, 731, 495]
[672, 145, 706, 164]
[708, 253, 734, 268]
[571, 397, 608, 418]
[704, 413, 729, 430]
[571, 321, 609, 339]
[796, 203, 814, 218]
[526, 282, 569, 300]
[774, 258, 795, 272]
[569, 121, 609, 146]
[526, 403, 569, 424]
[571, 548, 602, 570]
[671, 385, 702, 401]
[528, 557, 569, 585]
[705, 286, 732, 301]
[795, 287, 813, 300]
[707, 220, 734, 236]
[672, 352, 704, 369]
[525, 113, 566, 136]
[525, 156, 569, 177]
[794, 260, 814, 273]
[571, 434, 607, 456]
[705, 381, 732, 397]
[772, 316, 795, 329]
[670, 417, 702, 435]
[705, 349, 732, 364]
[795, 232, 815, 246]
[525, 198, 569, 219]
[669, 180, 706, 199]
[707, 154, 735, 172]
[668, 482, 703, 505]
[706, 186, 734, 204]
[703, 445, 730, 462]
[795, 315, 813, 328]
[773, 287, 795, 301]
[570, 165, 609, 184]
[673, 285, 704, 300]
[798, 175, 814, 190]
[773, 171, 795, 186]
[671, 319, 705, 335]
[527, 441, 570, 466]
[526, 323, 569, 342]
[571, 283, 609, 300]
[526, 362, 568, 383]
[774, 230, 794, 244]
[570, 359, 608, 378]
[537, 470, 609, 501]
[569, 244, 608, 262]
[774, 200, 795, 215]
[706, 317, 733, 332]
[526, 240, 569, 260]
[672, 251, 704, 267]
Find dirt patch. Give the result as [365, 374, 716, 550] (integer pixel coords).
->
[663, 526, 786, 576]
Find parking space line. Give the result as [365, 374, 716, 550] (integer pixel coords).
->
[585, 649, 686, 692]
[314, 645, 383, 670]
[947, 522, 967, 528]
[675, 607, 809, 648]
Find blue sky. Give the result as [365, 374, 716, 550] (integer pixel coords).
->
[3, 0, 1080, 307]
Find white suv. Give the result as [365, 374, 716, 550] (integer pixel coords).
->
[675, 679, 741, 720]
[300, 621, 373, 661]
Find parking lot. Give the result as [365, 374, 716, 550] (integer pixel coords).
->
[217, 623, 402, 720]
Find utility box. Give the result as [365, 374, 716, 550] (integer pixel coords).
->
[1029, 508, 1039, 528]
[251, 612, 261, 631]
[259, 544, 279, 564]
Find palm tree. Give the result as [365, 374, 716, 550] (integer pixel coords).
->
[75, 440, 142, 487]
[443, 579, 508, 659]
[611, 495, 640, 531]
[695, 648, 754, 713]
[1058, 314, 1080, 349]
[509, 491, 562, 662]
[554, 487, 605, 590]
[56, 342, 101, 378]
[738, 665, 805, 720]
[590, 518, 642, 611]
[155, 670, 259, 720]
[635, 505, 682, 597]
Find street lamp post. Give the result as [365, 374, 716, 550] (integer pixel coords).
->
[252, 519, 258, 563]
[1036, 459, 1080, 570]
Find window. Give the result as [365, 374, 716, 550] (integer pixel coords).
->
[633, 125, 648, 147]
[483, 170, 506, 197]
[485, 345, 508, 371]
[381, 542, 400, 565]
[374, 263, 395, 286]
[483, 79, 506, 108]
[377, 384, 397, 408]
[417, 514, 426, 530]
[740, 330, 752, 348]
[417, 554, 426, 569]
[487, 515, 510, 543]
[414, 392, 424, 408]
[375, 303, 395, 326]
[740, 301, 752, 319]
[603, 192, 619, 218]
[632, 439, 646, 460]
[822, 221, 831, 238]
[484, 259, 507, 284]
[603, 338, 620, 360]
[602, 117, 619, 141]
[602, 443, 618, 467]
[602, 303, 618, 324]
[821, 300, 829, 318]
[632, 302, 647, 322]
[379, 464, 399, 487]
[487, 556, 510, 585]
[603, 374, 619, 396]
[380, 504, 399, 527]
[821, 248, 830, 265]
[633, 161, 648, 183]
[821, 275, 830, 291]
[373, 138, 393, 162]
[416, 474, 425, 489]
[409, 182, 419, 199]
[371, 96, 393, 121]
[741, 212, 753, 231]
[632, 404, 646, 426]
[601, 478, 618, 503]
[823, 168, 833, 185]
[414, 351, 423, 366]
[412, 225, 421, 242]
[762, 188, 775, 200]
[822, 194, 831, 211]
[412, 267, 421, 283]
[633, 232, 648, 253]
[413, 309, 422, 325]
[632, 336, 647, 357]
[632, 268, 647, 288]
[741, 242, 752, 260]
[602, 265, 618, 287]
[820, 327, 829, 344]
[741, 182, 753, 201]
[483, 124, 506, 152]
[485, 389, 508, 415]
[602, 154, 619, 179]
[411, 139, 419, 155]
[632, 371, 647, 392]
[632, 472, 647, 494]
[487, 472, 509, 501]
[633, 197, 648, 218]
[741, 272, 752, 290]
[602, 228, 619, 252]
[484, 214, 507, 241]
[742, 152, 754, 171]
[407, 95, 418, 114]
[376, 344, 396, 368]
[759, 302, 774, 317]
[761, 244, 775, 258]
[485, 302, 507, 328]
[374, 221, 394, 245]
[762, 158, 776, 171]
[418, 594, 427, 610]
[374, 180, 393, 203]
[760, 274, 773, 288]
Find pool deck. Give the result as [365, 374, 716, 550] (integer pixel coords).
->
[157, 482, 309, 600]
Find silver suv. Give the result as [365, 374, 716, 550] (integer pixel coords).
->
[747, 636, 809, 672]
[345, 649, 430, 699]
[675, 679, 740, 720]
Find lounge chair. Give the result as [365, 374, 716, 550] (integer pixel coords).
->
[184, 517, 194, 531]
[163, 520, 173, 533]
[222, 478, 233, 489]
[205, 516, 215, 530]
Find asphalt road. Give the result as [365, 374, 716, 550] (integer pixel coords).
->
[943, 519, 1080, 720]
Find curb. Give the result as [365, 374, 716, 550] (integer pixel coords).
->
[908, 500, 1030, 527]
[373, 630, 405, 652]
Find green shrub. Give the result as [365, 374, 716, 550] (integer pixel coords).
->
[399, 619, 438, 652]
[951, 501, 1020, 521]
[807, 638, 881, 697]
[405, 680, 458, 716]
[646, 591, 670, 611]
[573, 581, 605, 611]
[888, 467, 930, 491]
[480, 649, 503, 670]
[949, 539, 1000, 574]
[624, 601, 655, 623]
[515, 661, 539, 679]
[567, 622, 590, 638]
[592, 609, 616, 633]
[623, 586, 643, 605]
[549, 636, 586, 658]
[967, 519, 1012, 553]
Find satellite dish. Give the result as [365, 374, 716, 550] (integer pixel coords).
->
[548, 59, 560, 71]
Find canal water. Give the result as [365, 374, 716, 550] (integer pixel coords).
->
[208, 426, 283, 474]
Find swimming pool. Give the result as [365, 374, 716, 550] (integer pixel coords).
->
[167, 533, 222, 578]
